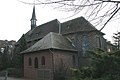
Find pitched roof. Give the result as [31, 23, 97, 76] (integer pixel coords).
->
[24, 19, 60, 42]
[61, 17, 100, 34]
[21, 32, 77, 54]
[16, 16, 104, 45]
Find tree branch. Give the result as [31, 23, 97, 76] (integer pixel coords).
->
[100, 7, 120, 31]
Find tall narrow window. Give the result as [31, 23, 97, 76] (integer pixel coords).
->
[72, 55, 76, 65]
[28, 57, 32, 66]
[82, 35, 89, 56]
[96, 36, 101, 48]
[41, 56, 45, 65]
[34, 57, 38, 68]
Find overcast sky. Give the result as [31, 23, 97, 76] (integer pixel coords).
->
[0, 0, 120, 42]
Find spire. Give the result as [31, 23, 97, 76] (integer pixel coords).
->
[31, 6, 37, 30]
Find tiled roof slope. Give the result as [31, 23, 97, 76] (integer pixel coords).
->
[21, 32, 77, 54]
[61, 17, 99, 34]
[24, 19, 60, 42]
[16, 16, 104, 45]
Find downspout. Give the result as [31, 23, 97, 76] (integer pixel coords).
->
[49, 49, 55, 80]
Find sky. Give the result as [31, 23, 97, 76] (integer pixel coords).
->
[0, 0, 120, 42]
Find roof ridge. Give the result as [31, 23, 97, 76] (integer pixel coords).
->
[37, 19, 59, 27]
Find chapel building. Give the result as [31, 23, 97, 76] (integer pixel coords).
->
[14, 6, 116, 80]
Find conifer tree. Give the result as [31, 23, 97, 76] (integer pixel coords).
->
[12, 34, 27, 69]
[0, 43, 11, 70]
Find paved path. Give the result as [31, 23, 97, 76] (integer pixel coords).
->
[0, 77, 32, 80]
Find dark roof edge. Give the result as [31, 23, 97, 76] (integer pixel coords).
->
[37, 19, 59, 27]
[21, 48, 78, 54]
[62, 30, 105, 35]
[61, 16, 84, 23]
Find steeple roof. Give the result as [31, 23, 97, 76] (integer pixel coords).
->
[31, 6, 37, 21]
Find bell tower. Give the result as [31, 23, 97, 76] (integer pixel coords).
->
[31, 6, 37, 30]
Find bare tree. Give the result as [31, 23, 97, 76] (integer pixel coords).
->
[18, 0, 120, 31]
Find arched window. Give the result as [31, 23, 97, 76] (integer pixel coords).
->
[34, 57, 38, 68]
[28, 57, 32, 66]
[96, 36, 101, 48]
[41, 56, 45, 65]
[82, 35, 89, 56]
[72, 55, 76, 65]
